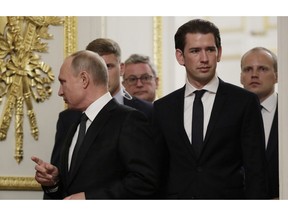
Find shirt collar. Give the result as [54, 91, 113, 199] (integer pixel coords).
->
[113, 87, 124, 105]
[112, 85, 132, 105]
[185, 75, 219, 97]
[261, 92, 277, 112]
[84, 92, 112, 121]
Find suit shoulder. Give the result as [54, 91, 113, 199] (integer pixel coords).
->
[58, 109, 82, 118]
[110, 98, 138, 113]
[124, 96, 152, 107]
[132, 97, 153, 108]
[154, 87, 184, 105]
[111, 100, 148, 122]
[124, 96, 153, 118]
[221, 82, 257, 98]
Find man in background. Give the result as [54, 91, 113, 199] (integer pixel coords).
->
[122, 54, 159, 103]
[240, 47, 278, 199]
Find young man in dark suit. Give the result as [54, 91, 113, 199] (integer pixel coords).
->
[153, 19, 268, 199]
[241, 47, 278, 199]
[32, 50, 160, 199]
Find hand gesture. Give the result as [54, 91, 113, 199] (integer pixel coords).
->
[31, 156, 59, 187]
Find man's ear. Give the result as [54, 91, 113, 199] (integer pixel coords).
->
[120, 62, 124, 76]
[80, 71, 89, 88]
[217, 47, 222, 62]
[175, 49, 185, 66]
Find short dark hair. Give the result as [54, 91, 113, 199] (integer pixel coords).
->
[174, 19, 221, 52]
[86, 38, 121, 61]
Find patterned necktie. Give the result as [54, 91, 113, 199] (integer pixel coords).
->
[69, 113, 88, 173]
[192, 90, 206, 156]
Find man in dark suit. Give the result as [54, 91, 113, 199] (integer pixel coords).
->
[153, 19, 268, 199]
[32, 50, 160, 199]
[50, 38, 153, 170]
[241, 47, 278, 199]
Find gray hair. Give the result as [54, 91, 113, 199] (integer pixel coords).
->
[70, 50, 108, 85]
[124, 54, 157, 77]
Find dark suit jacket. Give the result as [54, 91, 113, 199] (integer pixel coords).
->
[153, 78, 268, 199]
[124, 96, 153, 121]
[266, 105, 279, 199]
[45, 99, 159, 199]
[50, 95, 153, 169]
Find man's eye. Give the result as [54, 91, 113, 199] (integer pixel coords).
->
[207, 47, 216, 52]
[129, 77, 137, 82]
[259, 66, 268, 72]
[142, 76, 149, 81]
[191, 49, 199, 54]
[242, 68, 251, 72]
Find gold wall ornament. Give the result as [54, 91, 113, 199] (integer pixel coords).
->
[0, 176, 41, 190]
[0, 16, 75, 191]
[63, 16, 78, 110]
[0, 16, 63, 164]
[153, 16, 163, 98]
[64, 16, 78, 58]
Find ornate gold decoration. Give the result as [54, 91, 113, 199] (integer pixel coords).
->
[0, 176, 41, 190]
[0, 16, 75, 191]
[153, 16, 163, 98]
[0, 16, 63, 164]
[64, 16, 78, 58]
[63, 16, 78, 110]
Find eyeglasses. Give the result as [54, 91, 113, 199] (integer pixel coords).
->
[124, 75, 154, 86]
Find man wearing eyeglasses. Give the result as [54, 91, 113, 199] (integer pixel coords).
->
[122, 54, 159, 103]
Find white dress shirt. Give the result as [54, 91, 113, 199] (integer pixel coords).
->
[184, 76, 219, 143]
[261, 92, 277, 148]
[113, 87, 124, 105]
[111, 85, 133, 105]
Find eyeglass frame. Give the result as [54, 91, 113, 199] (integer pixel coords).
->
[123, 74, 155, 86]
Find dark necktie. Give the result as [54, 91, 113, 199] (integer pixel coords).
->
[69, 113, 88, 173]
[192, 90, 206, 156]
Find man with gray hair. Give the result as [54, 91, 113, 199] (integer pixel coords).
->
[123, 54, 159, 102]
[48, 39, 154, 179]
[32, 50, 161, 199]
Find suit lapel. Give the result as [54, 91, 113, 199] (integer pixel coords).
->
[200, 80, 227, 156]
[124, 96, 135, 107]
[66, 99, 117, 185]
[172, 87, 198, 158]
[61, 121, 80, 185]
[266, 106, 278, 160]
